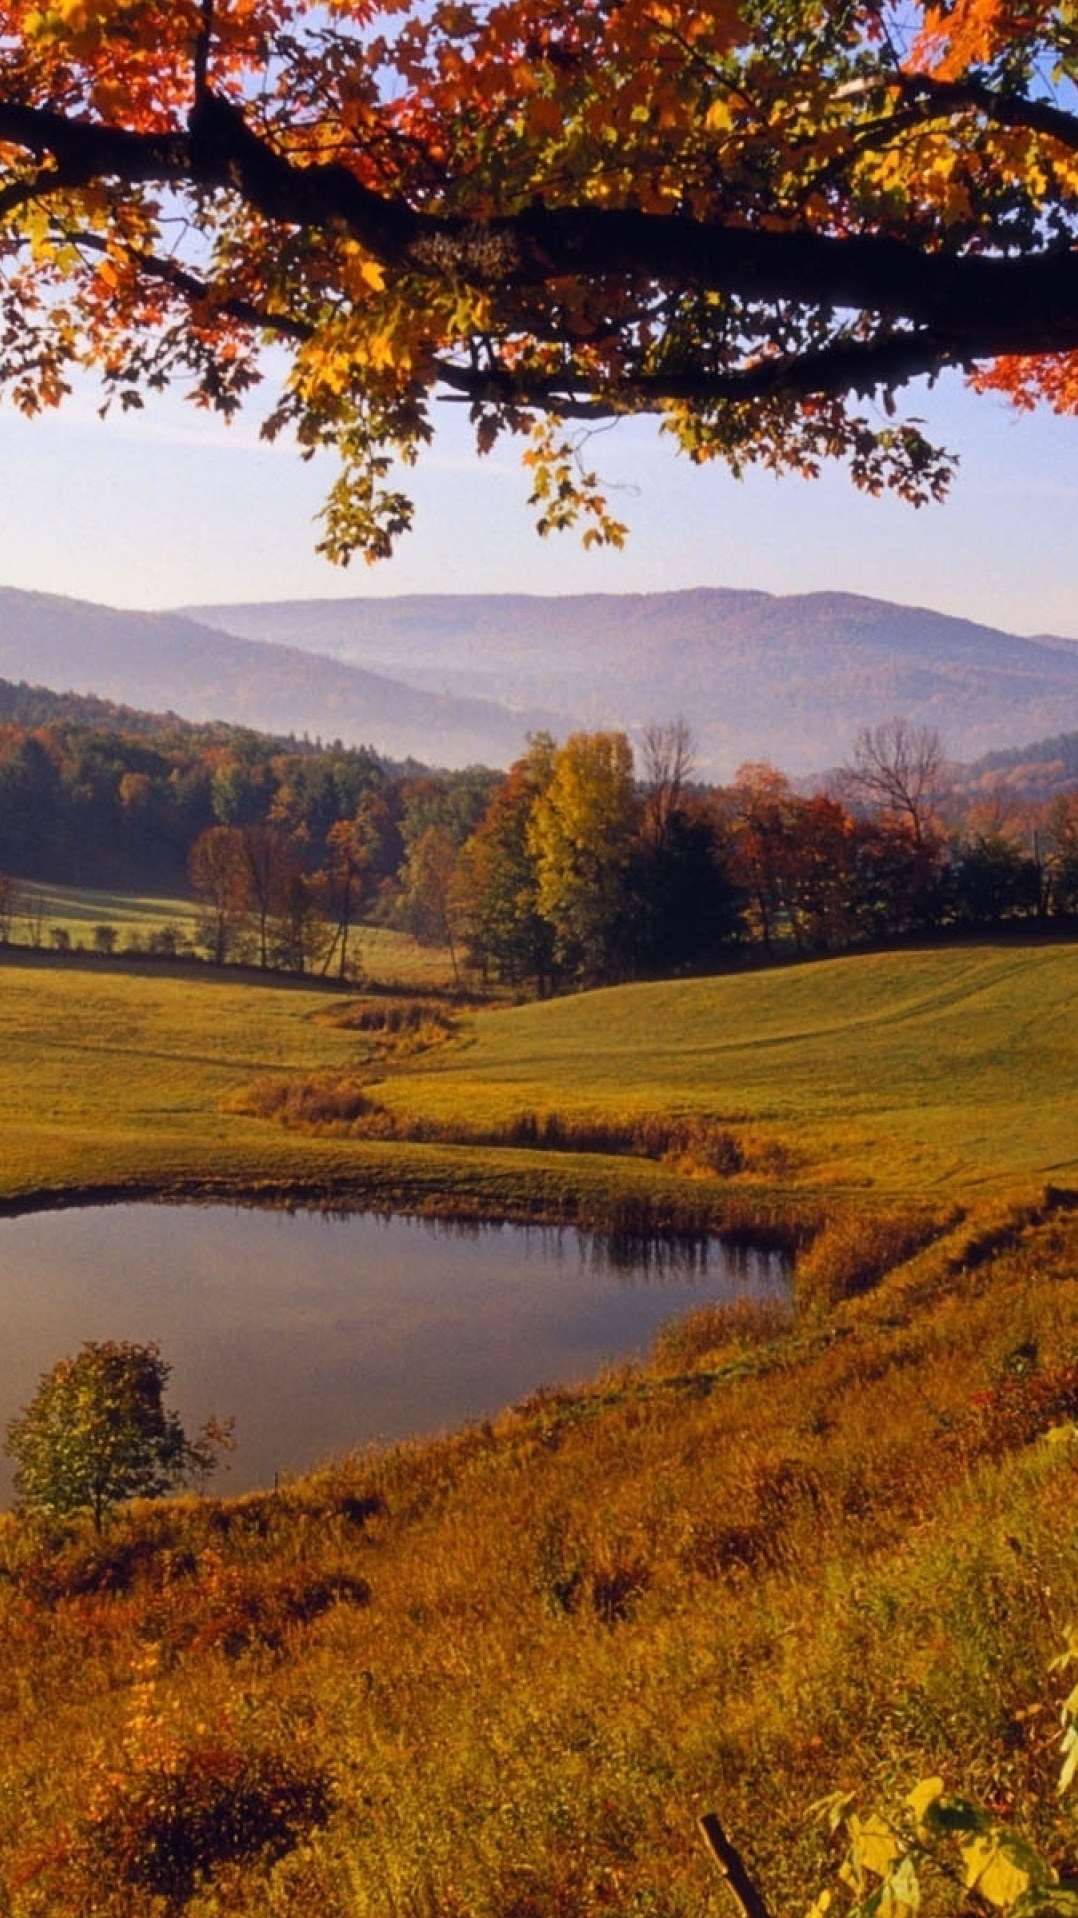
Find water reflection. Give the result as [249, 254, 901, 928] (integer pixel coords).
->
[0, 1204, 790, 1499]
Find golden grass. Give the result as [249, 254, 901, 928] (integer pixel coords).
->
[3, 1201, 1078, 1915]
[348, 925, 462, 990]
[0, 939, 1074, 1227]
[373, 942, 1078, 1200]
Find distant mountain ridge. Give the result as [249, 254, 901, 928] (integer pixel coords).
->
[187, 587, 1078, 775]
[0, 588, 555, 768]
[0, 583, 1076, 776]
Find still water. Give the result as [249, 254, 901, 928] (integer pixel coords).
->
[0, 1204, 789, 1498]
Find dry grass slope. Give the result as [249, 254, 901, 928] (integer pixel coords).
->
[0, 940, 1076, 1914]
[2, 1202, 1078, 1914]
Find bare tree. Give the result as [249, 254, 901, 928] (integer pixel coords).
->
[0, 872, 15, 947]
[841, 719, 947, 849]
[639, 719, 698, 857]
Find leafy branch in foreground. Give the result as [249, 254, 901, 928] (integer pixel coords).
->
[2, 0, 1078, 554]
[703, 1623, 1078, 1918]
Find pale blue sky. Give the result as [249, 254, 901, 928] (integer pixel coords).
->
[0, 366, 1075, 635]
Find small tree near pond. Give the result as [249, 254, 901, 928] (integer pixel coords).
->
[5, 1340, 233, 1530]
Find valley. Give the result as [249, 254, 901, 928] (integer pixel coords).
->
[0, 933, 1076, 1917]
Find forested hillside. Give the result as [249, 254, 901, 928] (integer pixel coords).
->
[2, 694, 1078, 984]
[190, 587, 1078, 774]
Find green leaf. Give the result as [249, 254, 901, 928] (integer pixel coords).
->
[1012, 1889, 1078, 1918]
[879, 1855, 921, 1918]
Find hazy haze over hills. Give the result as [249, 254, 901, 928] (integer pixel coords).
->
[0, 588, 556, 767]
[188, 587, 1078, 775]
[1, 584, 1077, 776]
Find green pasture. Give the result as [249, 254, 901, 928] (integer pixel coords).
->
[0, 956, 366, 1204]
[376, 941, 1078, 1197]
[0, 953, 644, 1219]
[15, 881, 199, 941]
[13, 882, 457, 987]
[0, 936, 1074, 1213]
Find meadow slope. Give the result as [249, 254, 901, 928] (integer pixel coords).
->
[2, 939, 1078, 1915]
[1, 940, 1076, 1213]
[365, 942, 1078, 1198]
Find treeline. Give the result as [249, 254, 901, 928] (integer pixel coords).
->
[428, 721, 1078, 989]
[1, 707, 1077, 986]
[0, 711, 402, 895]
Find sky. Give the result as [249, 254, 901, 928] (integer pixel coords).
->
[0, 364, 1076, 635]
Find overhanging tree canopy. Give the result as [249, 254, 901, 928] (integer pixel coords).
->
[1, 0, 1077, 558]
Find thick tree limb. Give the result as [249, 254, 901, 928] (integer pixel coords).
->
[894, 71, 1078, 153]
[3, 89, 1078, 366]
[433, 328, 964, 412]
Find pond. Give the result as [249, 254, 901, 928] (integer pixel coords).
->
[0, 1204, 791, 1499]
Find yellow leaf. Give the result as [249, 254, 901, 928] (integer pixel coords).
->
[906, 1777, 945, 1831]
[960, 1837, 1033, 1906]
[849, 1814, 902, 1880]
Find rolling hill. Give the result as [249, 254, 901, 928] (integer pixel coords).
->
[0, 588, 554, 767]
[188, 585, 1078, 775]
[1, 582, 1078, 775]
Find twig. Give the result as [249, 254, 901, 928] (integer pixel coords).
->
[194, 0, 213, 107]
[698, 1814, 775, 1918]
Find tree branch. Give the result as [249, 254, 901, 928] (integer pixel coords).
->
[69, 230, 313, 343]
[4, 88, 1078, 372]
[894, 71, 1078, 152]
[698, 1815, 775, 1918]
[193, 0, 214, 108]
[433, 327, 964, 413]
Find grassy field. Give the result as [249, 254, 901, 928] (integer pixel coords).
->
[0, 938, 1075, 1216]
[16, 881, 200, 939]
[0, 952, 409, 1206]
[316, 941, 1078, 1200]
[1, 935, 1078, 1913]
[12, 883, 460, 987]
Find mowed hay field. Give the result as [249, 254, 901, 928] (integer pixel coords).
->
[0, 956, 373, 1204]
[370, 942, 1078, 1198]
[1, 940, 1077, 1210]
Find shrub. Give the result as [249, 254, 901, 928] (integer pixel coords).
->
[652, 1295, 794, 1370]
[967, 1354, 1078, 1458]
[5, 1341, 233, 1530]
[80, 1730, 332, 1909]
[795, 1211, 942, 1312]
